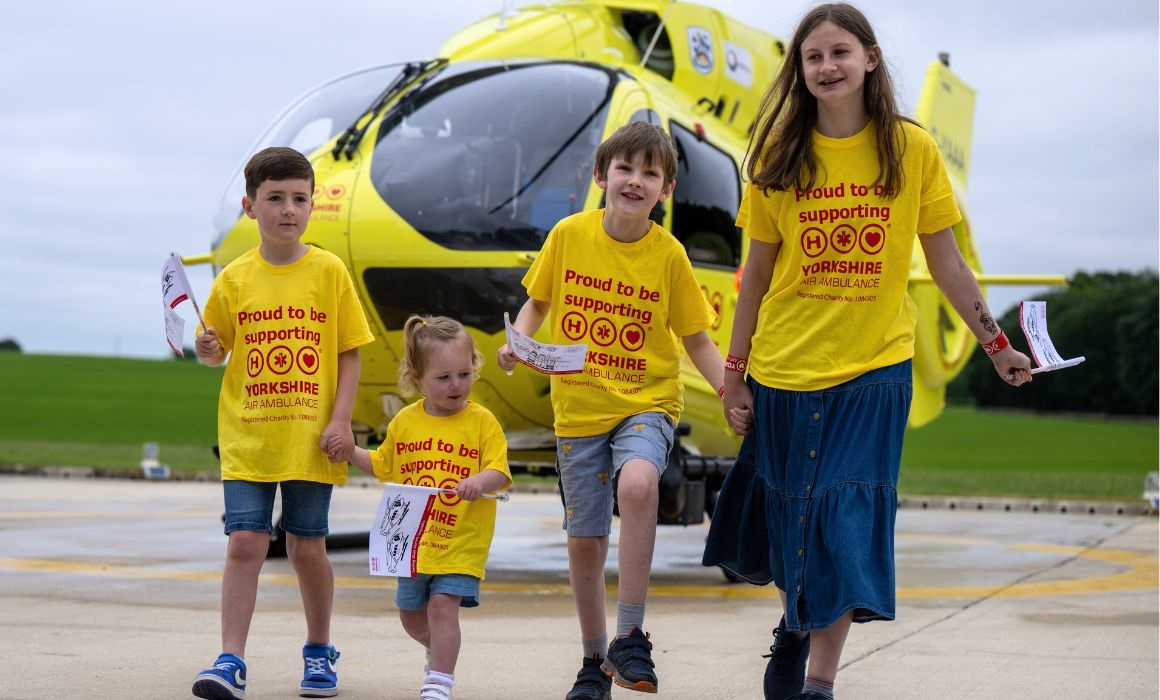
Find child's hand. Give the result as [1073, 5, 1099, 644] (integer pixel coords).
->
[195, 327, 222, 360]
[496, 344, 518, 373]
[721, 378, 754, 436]
[991, 346, 1033, 387]
[727, 406, 753, 435]
[323, 434, 344, 463]
[454, 474, 485, 501]
[320, 420, 355, 463]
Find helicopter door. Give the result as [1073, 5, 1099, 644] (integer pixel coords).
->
[666, 120, 743, 352]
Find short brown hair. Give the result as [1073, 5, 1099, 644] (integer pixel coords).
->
[594, 121, 678, 185]
[243, 147, 315, 199]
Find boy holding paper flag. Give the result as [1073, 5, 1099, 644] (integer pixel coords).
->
[191, 147, 373, 700]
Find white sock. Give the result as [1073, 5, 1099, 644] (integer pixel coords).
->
[425, 670, 455, 687]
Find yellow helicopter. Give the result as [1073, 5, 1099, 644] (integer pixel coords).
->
[188, 0, 1063, 527]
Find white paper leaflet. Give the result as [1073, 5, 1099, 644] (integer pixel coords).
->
[1019, 301, 1085, 374]
[504, 312, 587, 375]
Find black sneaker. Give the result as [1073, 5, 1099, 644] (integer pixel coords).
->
[566, 655, 612, 700]
[601, 628, 657, 693]
[763, 616, 810, 700]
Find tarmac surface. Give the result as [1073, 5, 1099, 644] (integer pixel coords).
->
[0, 474, 1156, 699]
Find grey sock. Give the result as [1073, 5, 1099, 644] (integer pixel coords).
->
[582, 634, 608, 659]
[804, 676, 834, 699]
[616, 601, 646, 637]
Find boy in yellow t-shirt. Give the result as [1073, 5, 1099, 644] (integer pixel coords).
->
[193, 146, 374, 700]
[498, 121, 726, 696]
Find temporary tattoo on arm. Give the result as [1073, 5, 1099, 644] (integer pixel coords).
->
[974, 301, 998, 335]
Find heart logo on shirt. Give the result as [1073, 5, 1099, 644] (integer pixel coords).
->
[625, 330, 640, 345]
[296, 347, 320, 375]
[858, 224, 887, 255]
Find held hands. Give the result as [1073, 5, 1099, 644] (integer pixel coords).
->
[321, 420, 355, 463]
[992, 345, 1034, 387]
[721, 374, 755, 436]
[496, 344, 518, 373]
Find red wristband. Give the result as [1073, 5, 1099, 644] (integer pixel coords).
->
[725, 355, 748, 374]
[983, 331, 1010, 356]
[717, 385, 726, 398]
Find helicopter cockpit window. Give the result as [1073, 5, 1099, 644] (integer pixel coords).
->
[370, 61, 616, 251]
[212, 64, 409, 241]
[669, 121, 742, 268]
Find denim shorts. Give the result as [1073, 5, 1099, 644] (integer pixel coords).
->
[222, 480, 333, 538]
[395, 573, 481, 610]
[557, 411, 674, 537]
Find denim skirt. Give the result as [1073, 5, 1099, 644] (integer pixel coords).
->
[702, 360, 912, 632]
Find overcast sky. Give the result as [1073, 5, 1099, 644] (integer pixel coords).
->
[2, 0, 1156, 359]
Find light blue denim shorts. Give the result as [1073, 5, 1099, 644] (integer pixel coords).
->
[557, 411, 674, 537]
[222, 480, 332, 538]
[395, 573, 481, 610]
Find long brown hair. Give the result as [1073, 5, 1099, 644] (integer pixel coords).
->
[398, 315, 482, 397]
[748, 3, 912, 197]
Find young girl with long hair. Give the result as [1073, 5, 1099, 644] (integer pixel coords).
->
[704, 5, 1031, 699]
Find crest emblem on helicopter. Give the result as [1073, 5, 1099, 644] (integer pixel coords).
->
[687, 26, 714, 75]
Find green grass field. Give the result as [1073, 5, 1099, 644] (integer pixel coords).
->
[0, 354, 1155, 500]
[0, 354, 222, 471]
[900, 406, 1155, 500]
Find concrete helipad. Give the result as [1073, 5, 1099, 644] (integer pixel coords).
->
[0, 475, 1155, 699]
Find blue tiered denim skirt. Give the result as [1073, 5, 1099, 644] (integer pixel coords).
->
[702, 360, 912, 632]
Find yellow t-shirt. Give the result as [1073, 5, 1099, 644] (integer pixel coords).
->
[203, 247, 374, 483]
[739, 121, 961, 390]
[369, 401, 512, 579]
[523, 209, 715, 437]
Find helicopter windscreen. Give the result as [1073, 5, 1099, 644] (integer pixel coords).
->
[370, 61, 616, 251]
[212, 63, 413, 242]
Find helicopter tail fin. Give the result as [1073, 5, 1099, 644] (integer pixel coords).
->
[908, 58, 979, 429]
[913, 57, 975, 192]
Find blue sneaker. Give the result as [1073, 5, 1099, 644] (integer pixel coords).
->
[192, 653, 247, 700]
[300, 642, 340, 697]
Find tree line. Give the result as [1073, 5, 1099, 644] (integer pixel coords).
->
[952, 269, 1158, 416]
